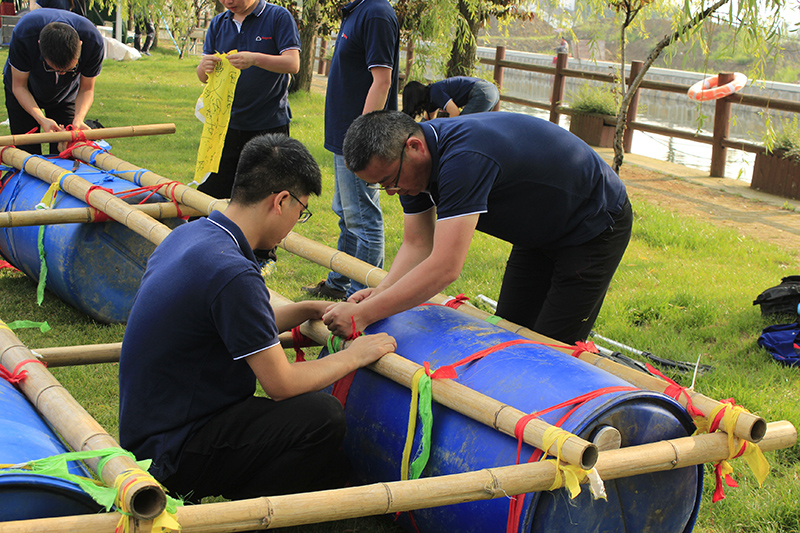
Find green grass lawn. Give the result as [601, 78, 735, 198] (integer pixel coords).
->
[0, 48, 798, 532]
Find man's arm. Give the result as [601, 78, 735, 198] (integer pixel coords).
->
[362, 66, 392, 114]
[443, 99, 460, 118]
[245, 332, 396, 401]
[324, 213, 480, 336]
[227, 48, 300, 74]
[10, 67, 62, 133]
[71, 75, 97, 130]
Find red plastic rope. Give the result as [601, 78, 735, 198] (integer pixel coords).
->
[330, 317, 364, 407]
[291, 326, 309, 362]
[0, 359, 45, 385]
[645, 363, 705, 419]
[444, 293, 469, 309]
[506, 385, 638, 533]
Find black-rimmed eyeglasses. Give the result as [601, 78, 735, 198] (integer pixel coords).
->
[42, 60, 79, 74]
[376, 133, 413, 191]
[274, 190, 312, 223]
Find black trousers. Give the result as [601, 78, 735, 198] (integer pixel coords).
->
[4, 86, 75, 155]
[496, 197, 633, 344]
[160, 392, 349, 503]
[197, 124, 290, 200]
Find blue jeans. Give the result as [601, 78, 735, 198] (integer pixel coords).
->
[326, 154, 384, 296]
[462, 79, 500, 115]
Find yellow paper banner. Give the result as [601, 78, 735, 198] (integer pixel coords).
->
[193, 51, 241, 184]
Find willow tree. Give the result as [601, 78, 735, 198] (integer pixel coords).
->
[542, 0, 789, 172]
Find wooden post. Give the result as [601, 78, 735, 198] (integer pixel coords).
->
[404, 39, 415, 90]
[0, 124, 175, 147]
[549, 52, 569, 124]
[624, 61, 643, 153]
[317, 38, 327, 75]
[1, 420, 794, 532]
[278, 231, 768, 444]
[0, 322, 167, 520]
[0, 202, 200, 228]
[492, 46, 505, 112]
[710, 72, 734, 177]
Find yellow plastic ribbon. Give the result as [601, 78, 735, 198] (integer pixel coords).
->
[709, 403, 770, 486]
[114, 469, 181, 533]
[541, 426, 606, 500]
[400, 368, 425, 481]
[193, 51, 241, 184]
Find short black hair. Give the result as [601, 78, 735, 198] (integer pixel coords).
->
[230, 134, 322, 206]
[39, 22, 81, 69]
[343, 110, 421, 173]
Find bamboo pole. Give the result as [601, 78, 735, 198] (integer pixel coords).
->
[1, 420, 794, 533]
[277, 231, 767, 444]
[0, 147, 172, 246]
[269, 291, 598, 471]
[69, 145, 228, 216]
[32, 332, 314, 367]
[0, 322, 166, 520]
[0, 202, 201, 228]
[0, 124, 176, 147]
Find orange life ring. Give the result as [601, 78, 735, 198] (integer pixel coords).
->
[687, 73, 747, 101]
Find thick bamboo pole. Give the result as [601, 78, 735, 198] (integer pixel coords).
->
[0, 124, 176, 147]
[1, 420, 794, 533]
[69, 145, 228, 216]
[0, 202, 201, 228]
[0, 323, 166, 520]
[0, 147, 172, 246]
[269, 291, 598, 471]
[32, 332, 312, 367]
[277, 231, 767, 444]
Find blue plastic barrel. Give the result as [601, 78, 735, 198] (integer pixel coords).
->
[0, 377, 103, 521]
[0, 157, 185, 323]
[339, 305, 703, 533]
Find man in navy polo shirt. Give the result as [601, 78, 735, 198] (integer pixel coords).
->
[3, 9, 103, 155]
[196, 0, 300, 200]
[323, 111, 632, 345]
[119, 134, 396, 501]
[303, 0, 399, 300]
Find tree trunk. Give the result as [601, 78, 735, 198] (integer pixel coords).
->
[292, 0, 321, 93]
[446, 0, 482, 77]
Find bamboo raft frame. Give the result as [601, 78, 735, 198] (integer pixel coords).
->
[0, 202, 201, 228]
[1, 125, 796, 532]
[0, 124, 176, 147]
[277, 231, 768, 444]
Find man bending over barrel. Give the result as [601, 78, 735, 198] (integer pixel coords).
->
[322, 111, 632, 345]
[3, 9, 104, 155]
[119, 134, 396, 501]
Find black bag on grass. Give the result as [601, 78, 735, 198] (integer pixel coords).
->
[753, 275, 800, 316]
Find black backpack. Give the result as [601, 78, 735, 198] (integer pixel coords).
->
[753, 275, 800, 316]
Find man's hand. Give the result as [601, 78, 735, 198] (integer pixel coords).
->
[227, 51, 256, 70]
[347, 287, 379, 304]
[323, 301, 368, 338]
[198, 54, 221, 76]
[347, 332, 396, 365]
[71, 119, 90, 131]
[38, 117, 63, 134]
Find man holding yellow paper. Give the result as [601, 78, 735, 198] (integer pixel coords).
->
[196, 0, 301, 200]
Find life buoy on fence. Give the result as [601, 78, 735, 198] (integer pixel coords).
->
[687, 72, 748, 101]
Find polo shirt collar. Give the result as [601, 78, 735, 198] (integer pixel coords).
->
[222, 0, 267, 21]
[342, 0, 367, 16]
[208, 210, 258, 265]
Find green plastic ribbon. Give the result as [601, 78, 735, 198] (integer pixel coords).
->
[36, 225, 47, 305]
[409, 372, 434, 480]
[0, 449, 182, 513]
[6, 320, 51, 333]
[485, 315, 503, 325]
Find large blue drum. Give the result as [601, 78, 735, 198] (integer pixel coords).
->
[0, 377, 102, 521]
[341, 305, 703, 533]
[0, 157, 184, 323]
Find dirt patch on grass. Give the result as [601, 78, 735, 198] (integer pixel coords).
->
[619, 164, 800, 263]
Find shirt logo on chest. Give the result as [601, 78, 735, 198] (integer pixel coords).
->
[255, 36, 273, 41]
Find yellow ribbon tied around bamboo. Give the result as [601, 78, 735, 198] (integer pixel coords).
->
[700, 402, 770, 486]
[542, 426, 606, 500]
[193, 51, 241, 184]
